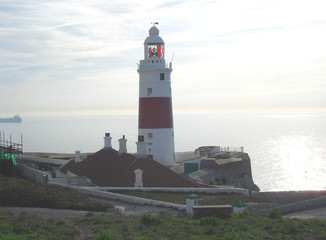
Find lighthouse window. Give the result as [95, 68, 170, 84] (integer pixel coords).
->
[160, 73, 165, 80]
[148, 44, 164, 58]
[147, 132, 153, 138]
[147, 88, 152, 95]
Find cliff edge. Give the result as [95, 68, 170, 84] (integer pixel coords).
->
[189, 152, 260, 192]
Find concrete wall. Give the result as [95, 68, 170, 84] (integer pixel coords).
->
[23, 156, 68, 165]
[49, 181, 186, 210]
[192, 205, 233, 218]
[16, 164, 51, 184]
[85, 187, 249, 195]
[175, 152, 198, 163]
[255, 195, 326, 216]
[51, 176, 92, 186]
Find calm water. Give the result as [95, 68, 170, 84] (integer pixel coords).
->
[1, 112, 326, 192]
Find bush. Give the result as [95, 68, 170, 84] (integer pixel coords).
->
[90, 229, 115, 240]
[267, 207, 282, 219]
[0, 211, 77, 239]
[232, 209, 256, 218]
[199, 216, 220, 226]
[139, 214, 161, 227]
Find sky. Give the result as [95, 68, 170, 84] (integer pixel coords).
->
[0, 0, 326, 117]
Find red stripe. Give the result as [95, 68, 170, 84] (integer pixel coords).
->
[157, 45, 161, 58]
[139, 97, 173, 129]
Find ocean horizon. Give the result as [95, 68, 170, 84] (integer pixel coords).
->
[1, 112, 325, 192]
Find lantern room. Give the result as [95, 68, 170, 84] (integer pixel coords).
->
[144, 25, 165, 59]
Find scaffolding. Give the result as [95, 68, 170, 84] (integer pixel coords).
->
[0, 131, 23, 176]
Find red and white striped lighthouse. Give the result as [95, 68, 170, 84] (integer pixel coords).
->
[137, 24, 175, 166]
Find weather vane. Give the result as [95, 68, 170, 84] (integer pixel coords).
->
[151, 21, 159, 26]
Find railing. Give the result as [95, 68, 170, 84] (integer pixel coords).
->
[137, 59, 171, 69]
[220, 146, 244, 153]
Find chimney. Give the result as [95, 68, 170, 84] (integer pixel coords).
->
[103, 133, 112, 149]
[136, 135, 147, 157]
[134, 169, 143, 187]
[118, 135, 127, 155]
[75, 150, 81, 163]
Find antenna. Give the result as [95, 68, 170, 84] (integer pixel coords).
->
[170, 51, 175, 63]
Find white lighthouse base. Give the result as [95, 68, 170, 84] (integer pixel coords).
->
[139, 128, 175, 166]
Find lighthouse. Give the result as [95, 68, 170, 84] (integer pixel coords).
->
[137, 24, 175, 166]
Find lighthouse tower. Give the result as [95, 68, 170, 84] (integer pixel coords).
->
[137, 24, 175, 166]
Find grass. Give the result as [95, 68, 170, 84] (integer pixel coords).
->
[71, 210, 326, 240]
[0, 174, 111, 211]
[0, 211, 77, 240]
[110, 190, 269, 205]
[1, 209, 325, 239]
[1, 174, 325, 239]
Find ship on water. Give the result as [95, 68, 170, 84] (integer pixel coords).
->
[0, 115, 22, 123]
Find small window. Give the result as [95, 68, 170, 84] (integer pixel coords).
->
[160, 73, 165, 80]
[148, 132, 153, 138]
[147, 88, 152, 95]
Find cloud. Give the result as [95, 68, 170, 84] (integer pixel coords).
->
[0, 0, 326, 116]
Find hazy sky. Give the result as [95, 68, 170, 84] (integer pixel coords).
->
[1, 0, 325, 117]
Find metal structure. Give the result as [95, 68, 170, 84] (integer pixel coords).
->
[0, 131, 23, 176]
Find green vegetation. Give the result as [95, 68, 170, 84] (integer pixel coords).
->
[1, 209, 325, 239]
[0, 211, 77, 240]
[1, 174, 325, 239]
[71, 210, 326, 240]
[111, 190, 269, 205]
[0, 175, 111, 211]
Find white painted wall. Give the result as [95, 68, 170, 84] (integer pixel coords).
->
[118, 137, 127, 155]
[175, 152, 199, 163]
[104, 134, 112, 149]
[139, 128, 175, 166]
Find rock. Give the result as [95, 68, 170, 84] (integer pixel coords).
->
[189, 152, 260, 192]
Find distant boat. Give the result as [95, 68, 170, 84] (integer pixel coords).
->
[0, 115, 22, 123]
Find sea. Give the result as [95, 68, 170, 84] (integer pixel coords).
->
[1, 112, 326, 192]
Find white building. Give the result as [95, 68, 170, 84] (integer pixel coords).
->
[137, 24, 175, 166]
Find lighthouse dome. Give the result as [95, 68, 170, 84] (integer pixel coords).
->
[144, 25, 164, 44]
[149, 26, 159, 35]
